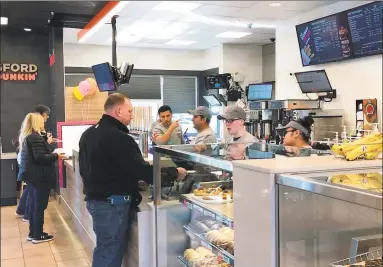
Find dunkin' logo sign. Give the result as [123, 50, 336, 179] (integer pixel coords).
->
[0, 63, 38, 81]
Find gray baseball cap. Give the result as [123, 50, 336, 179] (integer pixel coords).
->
[276, 121, 309, 135]
[217, 106, 246, 121]
[188, 106, 212, 120]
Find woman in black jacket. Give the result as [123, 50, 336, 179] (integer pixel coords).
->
[18, 113, 66, 244]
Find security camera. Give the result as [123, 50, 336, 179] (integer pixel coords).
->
[270, 38, 275, 43]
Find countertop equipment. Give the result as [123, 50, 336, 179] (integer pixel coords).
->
[248, 99, 321, 143]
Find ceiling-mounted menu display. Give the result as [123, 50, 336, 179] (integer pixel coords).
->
[347, 2, 382, 58]
[296, 1, 382, 66]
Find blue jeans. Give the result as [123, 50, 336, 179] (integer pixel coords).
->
[16, 185, 31, 220]
[86, 199, 131, 267]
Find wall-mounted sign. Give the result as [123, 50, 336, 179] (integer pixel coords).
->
[0, 63, 38, 81]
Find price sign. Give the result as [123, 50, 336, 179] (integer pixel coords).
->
[193, 204, 203, 213]
[216, 215, 233, 228]
[200, 240, 212, 251]
[179, 259, 187, 267]
[203, 210, 215, 219]
[184, 200, 192, 210]
[218, 252, 230, 264]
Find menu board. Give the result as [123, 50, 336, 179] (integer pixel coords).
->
[347, 2, 382, 57]
[296, 1, 382, 66]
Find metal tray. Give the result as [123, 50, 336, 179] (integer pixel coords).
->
[329, 248, 382, 266]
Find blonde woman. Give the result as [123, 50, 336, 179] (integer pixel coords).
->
[17, 113, 66, 244]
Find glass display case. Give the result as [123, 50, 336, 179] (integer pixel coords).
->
[277, 169, 382, 267]
[151, 142, 327, 267]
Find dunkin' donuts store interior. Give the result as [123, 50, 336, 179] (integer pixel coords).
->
[0, 1, 382, 267]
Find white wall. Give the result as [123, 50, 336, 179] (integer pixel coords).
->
[275, 1, 382, 128]
[64, 43, 205, 70]
[222, 44, 263, 86]
[262, 43, 275, 82]
[203, 45, 223, 72]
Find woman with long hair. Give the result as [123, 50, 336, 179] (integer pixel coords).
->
[18, 112, 66, 243]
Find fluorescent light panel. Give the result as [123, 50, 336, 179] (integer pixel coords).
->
[216, 31, 252, 38]
[269, 3, 282, 7]
[24, 28, 32, 32]
[166, 39, 196, 46]
[119, 20, 188, 40]
[153, 1, 201, 12]
[1, 17, 8, 25]
[79, 1, 130, 43]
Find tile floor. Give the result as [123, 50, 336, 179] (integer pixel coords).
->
[1, 201, 92, 267]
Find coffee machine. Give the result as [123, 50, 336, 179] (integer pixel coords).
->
[248, 101, 282, 141]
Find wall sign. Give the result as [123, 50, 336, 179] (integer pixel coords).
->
[0, 63, 38, 81]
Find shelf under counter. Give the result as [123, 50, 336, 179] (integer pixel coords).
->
[184, 225, 235, 265]
[180, 194, 234, 228]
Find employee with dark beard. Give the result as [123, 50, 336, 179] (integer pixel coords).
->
[79, 93, 186, 267]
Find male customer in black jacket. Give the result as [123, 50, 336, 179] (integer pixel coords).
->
[79, 93, 186, 267]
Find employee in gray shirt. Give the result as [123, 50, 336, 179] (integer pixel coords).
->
[188, 106, 217, 145]
[218, 105, 259, 144]
[153, 105, 185, 145]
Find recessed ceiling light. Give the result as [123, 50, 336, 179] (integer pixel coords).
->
[1, 17, 8, 25]
[153, 1, 201, 13]
[215, 31, 252, 38]
[269, 3, 281, 7]
[166, 39, 196, 46]
[24, 28, 32, 32]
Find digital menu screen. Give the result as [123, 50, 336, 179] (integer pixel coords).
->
[296, 1, 382, 66]
[347, 2, 382, 58]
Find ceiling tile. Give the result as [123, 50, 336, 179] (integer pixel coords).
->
[64, 0, 339, 50]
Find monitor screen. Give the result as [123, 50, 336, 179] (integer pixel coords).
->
[203, 95, 222, 106]
[247, 83, 273, 101]
[347, 2, 382, 58]
[295, 70, 333, 93]
[296, 1, 382, 66]
[92, 62, 118, 92]
[205, 75, 230, 90]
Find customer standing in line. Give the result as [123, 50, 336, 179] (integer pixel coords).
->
[18, 113, 66, 243]
[152, 105, 185, 145]
[16, 104, 56, 221]
[79, 93, 186, 267]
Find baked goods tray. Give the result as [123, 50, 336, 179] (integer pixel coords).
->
[184, 225, 234, 266]
[180, 195, 234, 229]
[329, 248, 382, 266]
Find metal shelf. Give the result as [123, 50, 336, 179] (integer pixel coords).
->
[180, 195, 234, 228]
[329, 248, 382, 266]
[184, 225, 234, 266]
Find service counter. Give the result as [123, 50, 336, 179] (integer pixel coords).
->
[1, 152, 18, 206]
[57, 143, 382, 267]
[150, 144, 382, 267]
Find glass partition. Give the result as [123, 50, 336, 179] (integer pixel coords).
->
[277, 169, 382, 267]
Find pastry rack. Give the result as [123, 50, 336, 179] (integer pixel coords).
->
[329, 248, 382, 266]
